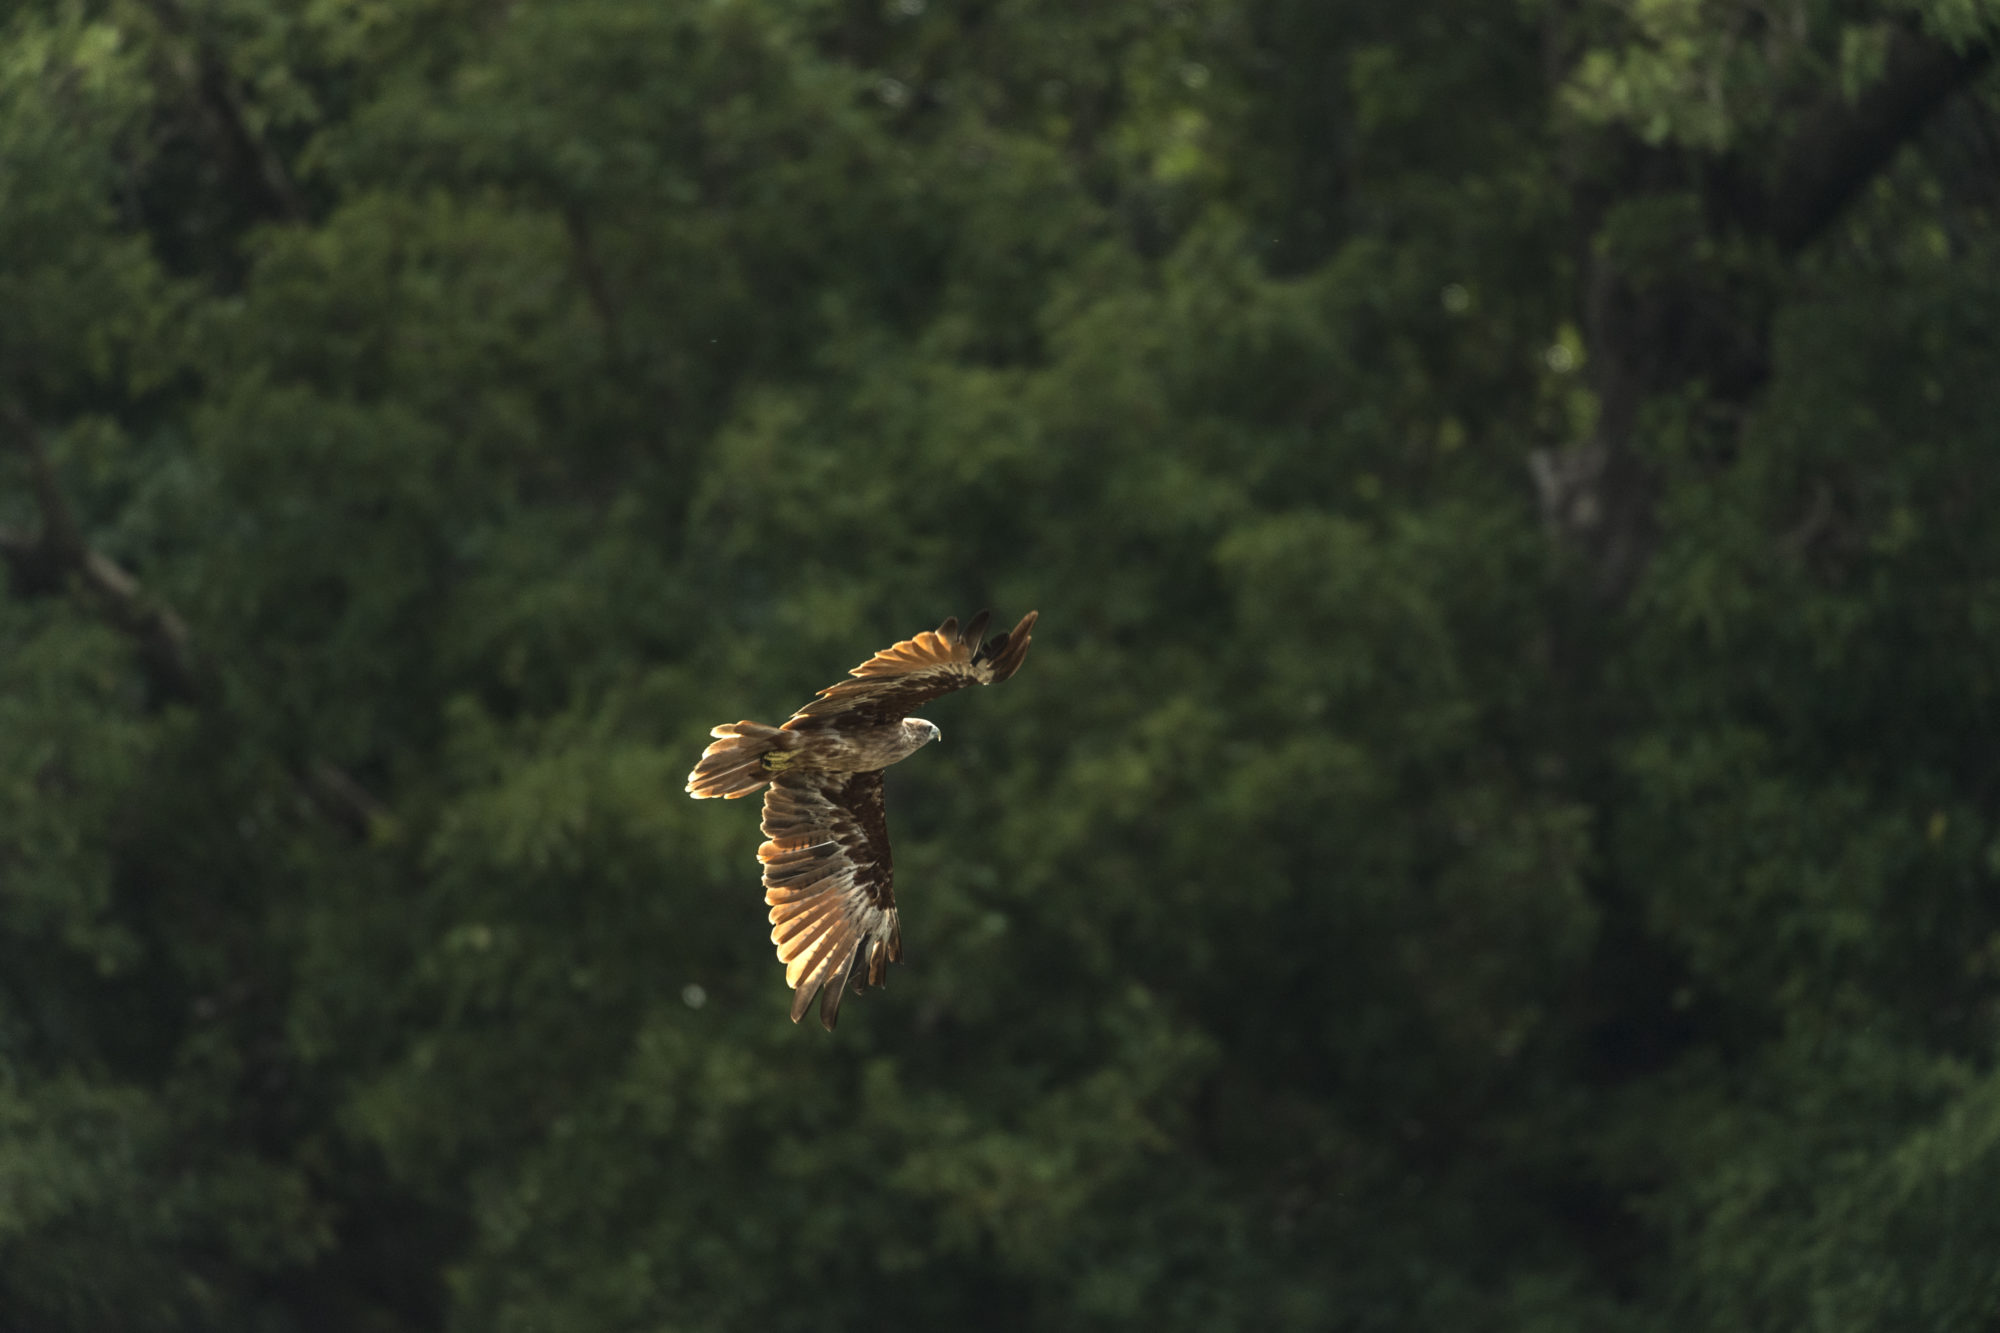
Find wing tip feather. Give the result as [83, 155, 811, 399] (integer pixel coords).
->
[978, 609, 1038, 682]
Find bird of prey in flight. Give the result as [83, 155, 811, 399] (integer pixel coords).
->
[687, 611, 1038, 1028]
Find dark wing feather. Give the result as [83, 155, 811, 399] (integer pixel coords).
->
[782, 610, 1038, 731]
[758, 770, 901, 1029]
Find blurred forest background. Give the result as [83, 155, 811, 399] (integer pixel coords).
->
[4, 0, 2000, 1328]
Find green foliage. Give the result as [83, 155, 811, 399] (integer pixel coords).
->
[0, 10, 171, 399]
[3, 0, 1998, 1328]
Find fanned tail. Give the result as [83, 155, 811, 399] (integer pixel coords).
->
[686, 721, 800, 799]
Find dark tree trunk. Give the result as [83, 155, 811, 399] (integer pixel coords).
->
[1538, 26, 1994, 600]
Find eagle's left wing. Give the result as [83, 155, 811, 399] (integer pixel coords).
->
[782, 610, 1037, 731]
[759, 769, 901, 1029]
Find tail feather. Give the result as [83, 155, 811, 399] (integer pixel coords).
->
[686, 721, 799, 799]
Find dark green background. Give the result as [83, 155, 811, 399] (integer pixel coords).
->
[3, 0, 1999, 1327]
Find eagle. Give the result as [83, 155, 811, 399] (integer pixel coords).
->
[686, 610, 1038, 1029]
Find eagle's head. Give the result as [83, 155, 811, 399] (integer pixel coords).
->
[904, 717, 942, 749]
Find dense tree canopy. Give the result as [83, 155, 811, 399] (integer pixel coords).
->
[4, 0, 1999, 1328]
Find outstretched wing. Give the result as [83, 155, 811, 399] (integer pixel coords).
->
[783, 609, 1038, 731]
[758, 770, 902, 1029]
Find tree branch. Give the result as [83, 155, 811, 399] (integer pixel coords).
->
[303, 760, 395, 842]
[137, 0, 309, 225]
[1760, 27, 1993, 253]
[1544, 24, 1993, 601]
[564, 206, 629, 364]
[4, 404, 395, 840]
[2, 402, 203, 705]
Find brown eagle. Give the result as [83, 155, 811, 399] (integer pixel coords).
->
[686, 610, 1038, 1029]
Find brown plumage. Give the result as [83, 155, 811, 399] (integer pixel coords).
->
[686, 610, 1038, 1028]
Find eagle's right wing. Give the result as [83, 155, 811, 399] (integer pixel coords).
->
[782, 610, 1037, 731]
[759, 769, 901, 1029]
